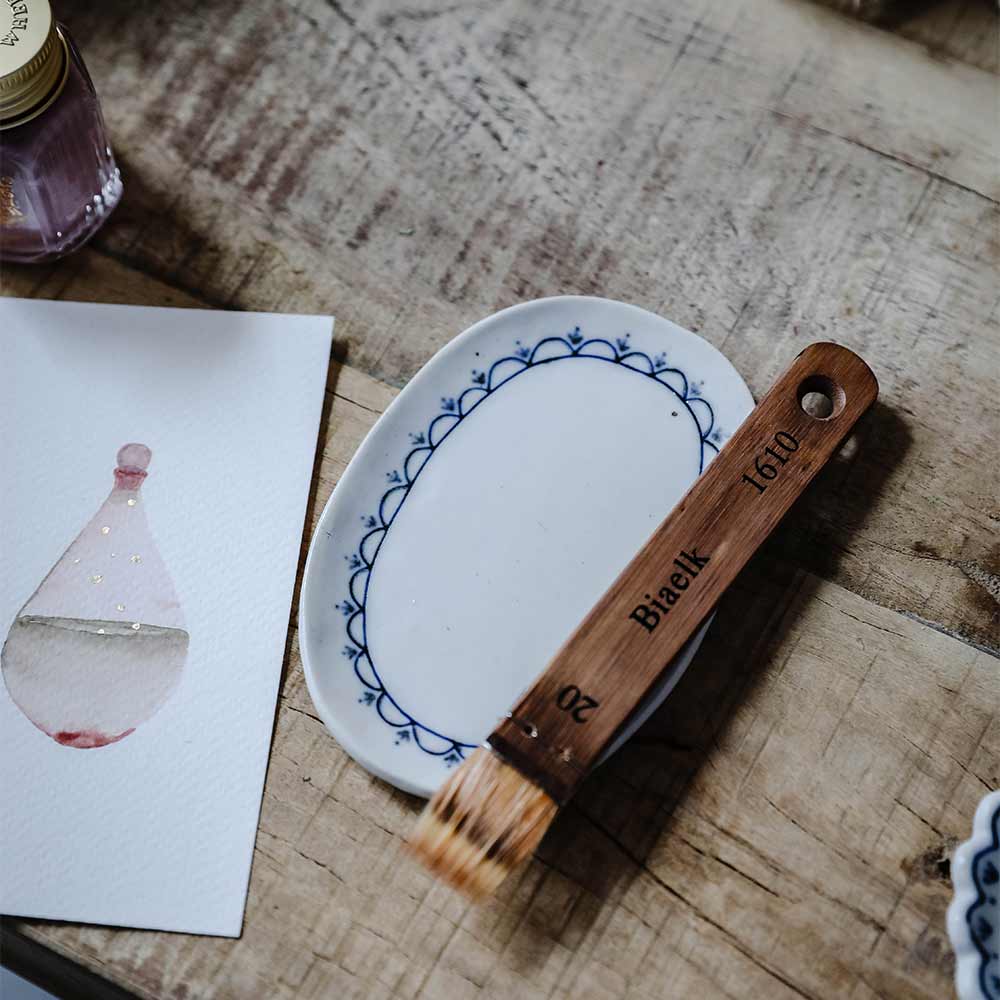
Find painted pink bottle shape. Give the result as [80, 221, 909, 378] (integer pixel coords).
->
[2, 444, 188, 748]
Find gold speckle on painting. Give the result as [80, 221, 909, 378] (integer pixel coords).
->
[130, 554, 141, 564]
[100, 526, 110, 535]
[131, 622, 141, 631]
[90, 574, 103, 584]
[127, 498, 137, 507]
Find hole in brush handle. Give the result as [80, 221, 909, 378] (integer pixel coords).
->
[797, 373, 846, 420]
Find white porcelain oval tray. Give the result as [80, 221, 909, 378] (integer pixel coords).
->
[300, 296, 754, 797]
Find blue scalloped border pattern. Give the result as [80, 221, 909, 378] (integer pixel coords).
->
[968, 801, 1000, 1000]
[335, 327, 726, 768]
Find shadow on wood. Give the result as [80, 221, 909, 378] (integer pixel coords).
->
[278, 347, 349, 696]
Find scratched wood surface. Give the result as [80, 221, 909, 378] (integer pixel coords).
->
[2, 0, 998, 997]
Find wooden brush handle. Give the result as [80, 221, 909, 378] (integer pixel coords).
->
[488, 342, 878, 804]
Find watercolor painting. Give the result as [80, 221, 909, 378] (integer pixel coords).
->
[1, 443, 189, 748]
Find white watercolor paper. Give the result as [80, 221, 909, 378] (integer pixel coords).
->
[0, 298, 333, 936]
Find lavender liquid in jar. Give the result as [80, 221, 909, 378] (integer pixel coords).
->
[0, 0, 121, 263]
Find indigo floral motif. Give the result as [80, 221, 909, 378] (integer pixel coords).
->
[337, 326, 727, 766]
[968, 802, 1000, 1000]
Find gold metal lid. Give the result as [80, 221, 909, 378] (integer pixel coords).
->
[0, 0, 68, 128]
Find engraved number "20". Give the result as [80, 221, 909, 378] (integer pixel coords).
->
[556, 685, 600, 723]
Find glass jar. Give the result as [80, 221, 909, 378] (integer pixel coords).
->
[0, 1, 122, 264]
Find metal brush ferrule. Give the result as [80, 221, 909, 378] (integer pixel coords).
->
[485, 720, 585, 806]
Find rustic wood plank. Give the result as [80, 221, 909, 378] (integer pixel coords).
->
[6, 0, 994, 650]
[813, 0, 998, 74]
[3, 0, 997, 994]
[0, 246, 206, 310]
[893, 0, 999, 74]
[6, 350, 996, 1000]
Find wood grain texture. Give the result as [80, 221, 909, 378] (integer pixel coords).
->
[814, 0, 998, 75]
[893, 0, 1000, 73]
[494, 344, 879, 801]
[3, 357, 996, 1000]
[1, 0, 998, 995]
[4, 0, 998, 653]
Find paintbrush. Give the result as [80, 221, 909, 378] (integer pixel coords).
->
[408, 342, 878, 898]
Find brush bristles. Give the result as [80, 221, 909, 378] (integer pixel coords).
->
[408, 747, 559, 899]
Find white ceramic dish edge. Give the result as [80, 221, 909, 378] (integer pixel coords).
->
[949, 790, 1000, 1000]
[299, 295, 754, 797]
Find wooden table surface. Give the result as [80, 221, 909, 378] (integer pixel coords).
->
[2, 1, 998, 997]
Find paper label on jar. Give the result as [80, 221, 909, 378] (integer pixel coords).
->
[0, 175, 27, 224]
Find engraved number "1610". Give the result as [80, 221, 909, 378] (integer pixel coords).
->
[740, 430, 799, 494]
